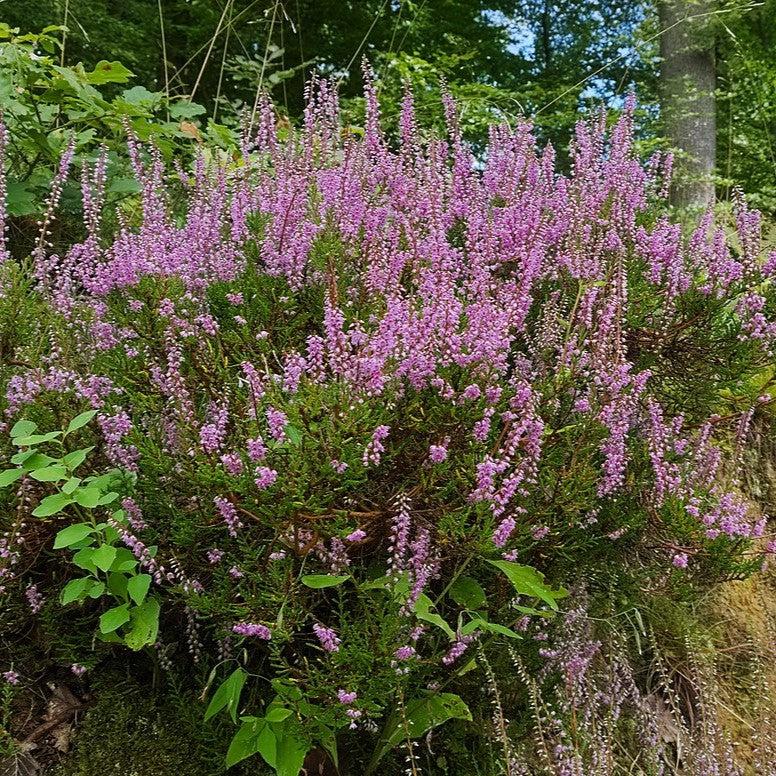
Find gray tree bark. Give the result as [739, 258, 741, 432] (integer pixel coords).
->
[659, 0, 717, 209]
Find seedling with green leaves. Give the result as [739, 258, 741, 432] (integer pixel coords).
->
[1, 413, 160, 651]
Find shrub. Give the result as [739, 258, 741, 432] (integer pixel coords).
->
[1, 64, 775, 773]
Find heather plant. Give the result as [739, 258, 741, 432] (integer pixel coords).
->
[1, 63, 776, 773]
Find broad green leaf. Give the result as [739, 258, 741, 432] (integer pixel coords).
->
[29, 465, 68, 482]
[19, 452, 55, 470]
[487, 560, 568, 611]
[448, 576, 488, 610]
[60, 577, 93, 605]
[274, 727, 310, 776]
[169, 101, 206, 119]
[301, 574, 350, 589]
[11, 451, 37, 466]
[461, 618, 521, 639]
[33, 492, 73, 517]
[66, 410, 98, 434]
[226, 718, 269, 768]
[14, 431, 62, 446]
[54, 523, 94, 548]
[413, 594, 455, 639]
[62, 447, 93, 470]
[72, 547, 97, 573]
[285, 425, 302, 446]
[205, 668, 247, 724]
[0, 469, 22, 488]
[124, 598, 160, 650]
[127, 574, 151, 605]
[99, 604, 130, 633]
[108, 571, 128, 600]
[87, 581, 106, 598]
[120, 85, 159, 106]
[92, 544, 117, 572]
[264, 707, 292, 723]
[6, 181, 37, 216]
[371, 693, 471, 768]
[10, 419, 36, 438]
[62, 477, 81, 494]
[73, 487, 101, 508]
[85, 60, 134, 84]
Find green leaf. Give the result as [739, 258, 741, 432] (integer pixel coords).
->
[99, 604, 130, 633]
[169, 101, 206, 119]
[205, 668, 247, 724]
[372, 693, 471, 768]
[72, 547, 97, 573]
[0, 469, 23, 488]
[29, 465, 68, 482]
[300, 574, 350, 589]
[107, 571, 128, 600]
[33, 492, 73, 517]
[60, 577, 93, 605]
[264, 707, 292, 723]
[413, 594, 455, 639]
[88, 581, 105, 598]
[226, 718, 271, 768]
[10, 420, 37, 438]
[62, 447, 93, 471]
[54, 523, 94, 548]
[124, 598, 160, 650]
[62, 477, 82, 494]
[6, 181, 37, 216]
[92, 544, 117, 572]
[120, 85, 159, 106]
[486, 560, 567, 611]
[448, 576, 488, 610]
[127, 574, 151, 605]
[66, 410, 98, 435]
[274, 728, 310, 776]
[107, 177, 142, 195]
[285, 425, 303, 446]
[21, 453, 56, 471]
[462, 618, 521, 639]
[15, 431, 62, 446]
[85, 60, 134, 84]
[73, 487, 101, 508]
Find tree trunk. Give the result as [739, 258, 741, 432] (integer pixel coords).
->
[659, 0, 717, 209]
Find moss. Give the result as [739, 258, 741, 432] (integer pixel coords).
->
[51, 669, 266, 776]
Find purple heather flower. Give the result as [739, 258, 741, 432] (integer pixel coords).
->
[26, 584, 44, 614]
[2, 670, 19, 685]
[428, 441, 449, 463]
[254, 466, 278, 489]
[207, 548, 225, 564]
[70, 664, 87, 677]
[492, 517, 515, 548]
[394, 645, 416, 661]
[346, 529, 366, 543]
[220, 452, 244, 475]
[363, 425, 390, 466]
[214, 496, 242, 537]
[232, 622, 271, 640]
[313, 623, 341, 653]
[672, 552, 689, 569]
[331, 459, 348, 474]
[247, 436, 267, 462]
[442, 633, 475, 666]
[337, 689, 357, 704]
